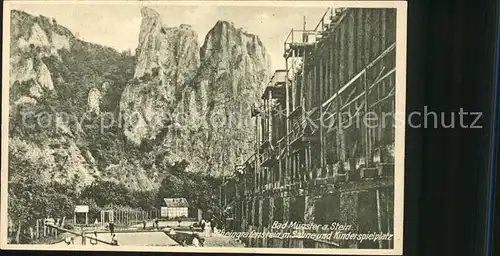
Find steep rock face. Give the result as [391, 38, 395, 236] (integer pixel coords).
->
[8, 10, 100, 187]
[121, 7, 200, 144]
[120, 8, 272, 176]
[9, 10, 72, 106]
[182, 20, 272, 176]
[9, 6, 272, 193]
[133, 7, 162, 79]
[8, 10, 137, 188]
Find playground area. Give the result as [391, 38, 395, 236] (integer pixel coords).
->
[15, 204, 242, 247]
[55, 231, 180, 246]
[47, 219, 245, 248]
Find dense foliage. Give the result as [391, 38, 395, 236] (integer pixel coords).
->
[8, 155, 221, 243]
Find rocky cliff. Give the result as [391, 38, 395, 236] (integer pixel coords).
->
[120, 7, 201, 145]
[8, 10, 136, 189]
[120, 7, 272, 176]
[9, 7, 272, 193]
[9, 10, 71, 106]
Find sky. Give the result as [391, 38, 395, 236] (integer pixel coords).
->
[11, 2, 330, 71]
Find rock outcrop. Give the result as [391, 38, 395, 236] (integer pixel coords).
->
[120, 7, 272, 176]
[184, 20, 272, 175]
[8, 10, 134, 188]
[9, 11, 72, 106]
[121, 7, 201, 144]
[9, 6, 273, 191]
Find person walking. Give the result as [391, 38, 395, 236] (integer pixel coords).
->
[108, 221, 115, 235]
[205, 220, 211, 236]
[210, 218, 215, 233]
[143, 220, 147, 230]
[200, 219, 206, 233]
[154, 219, 159, 230]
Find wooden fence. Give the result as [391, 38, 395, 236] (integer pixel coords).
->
[99, 208, 162, 225]
[8, 216, 67, 243]
[113, 208, 161, 225]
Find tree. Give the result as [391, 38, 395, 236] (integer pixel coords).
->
[156, 160, 222, 215]
[8, 147, 54, 243]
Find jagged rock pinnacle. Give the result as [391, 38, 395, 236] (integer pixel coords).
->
[140, 7, 160, 19]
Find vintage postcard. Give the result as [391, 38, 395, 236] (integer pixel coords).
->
[1, 0, 407, 254]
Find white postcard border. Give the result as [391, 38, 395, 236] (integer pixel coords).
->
[1, 1, 408, 255]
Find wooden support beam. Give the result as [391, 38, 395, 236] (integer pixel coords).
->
[337, 26, 346, 174]
[36, 220, 39, 239]
[364, 9, 372, 69]
[363, 71, 370, 165]
[376, 189, 383, 248]
[291, 49, 296, 110]
[319, 57, 324, 170]
[347, 11, 355, 80]
[356, 9, 364, 73]
[379, 8, 388, 148]
[301, 48, 306, 108]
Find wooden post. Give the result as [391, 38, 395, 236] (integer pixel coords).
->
[55, 218, 59, 237]
[36, 220, 39, 239]
[376, 189, 383, 248]
[386, 188, 392, 249]
[73, 212, 76, 225]
[362, 70, 370, 166]
[319, 56, 324, 174]
[335, 27, 343, 175]
[291, 43, 296, 110]
[81, 231, 86, 245]
[61, 216, 66, 228]
[85, 213, 88, 225]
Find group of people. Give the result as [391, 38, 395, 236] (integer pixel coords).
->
[87, 231, 118, 246]
[199, 218, 217, 236]
[142, 219, 160, 230]
[64, 221, 119, 246]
